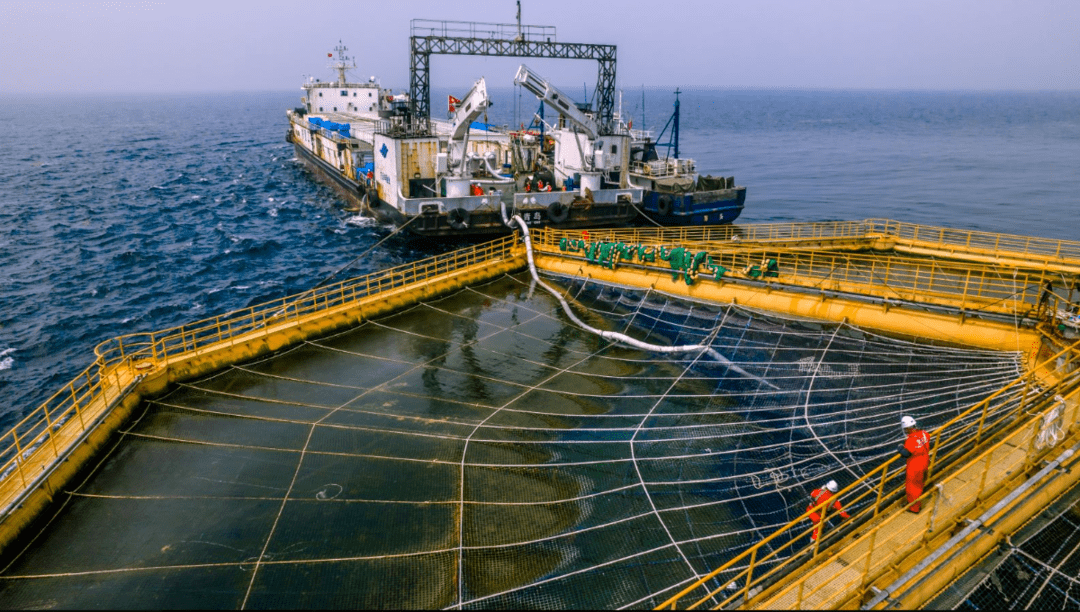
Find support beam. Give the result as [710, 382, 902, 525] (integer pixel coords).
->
[409, 20, 616, 136]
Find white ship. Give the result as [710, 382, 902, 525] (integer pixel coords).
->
[286, 23, 643, 237]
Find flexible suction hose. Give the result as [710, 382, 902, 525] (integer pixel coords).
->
[502, 202, 778, 389]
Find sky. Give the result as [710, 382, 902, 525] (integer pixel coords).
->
[1, 0, 1079, 94]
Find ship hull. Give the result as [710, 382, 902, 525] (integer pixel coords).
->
[639, 187, 747, 226]
[292, 136, 638, 238]
[291, 139, 368, 210]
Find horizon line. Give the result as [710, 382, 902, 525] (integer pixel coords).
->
[3, 86, 1079, 97]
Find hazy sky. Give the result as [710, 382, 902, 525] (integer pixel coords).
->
[2, 0, 1079, 94]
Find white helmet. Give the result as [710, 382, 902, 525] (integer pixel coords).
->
[901, 416, 916, 429]
[825, 480, 838, 493]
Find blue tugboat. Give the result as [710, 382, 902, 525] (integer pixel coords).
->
[627, 89, 746, 225]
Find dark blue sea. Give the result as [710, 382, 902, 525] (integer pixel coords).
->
[1, 89, 1078, 428]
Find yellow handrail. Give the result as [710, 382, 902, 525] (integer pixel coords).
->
[532, 227, 1056, 317]
[656, 336, 1080, 609]
[561, 219, 1080, 268]
[0, 235, 521, 515]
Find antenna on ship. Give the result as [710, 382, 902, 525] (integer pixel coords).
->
[515, 0, 523, 42]
[673, 87, 681, 159]
[329, 40, 356, 86]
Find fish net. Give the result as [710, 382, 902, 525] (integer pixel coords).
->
[932, 479, 1080, 610]
[0, 271, 1024, 609]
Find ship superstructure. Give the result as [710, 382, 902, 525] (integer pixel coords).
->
[626, 89, 748, 225]
[287, 17, 644, 237]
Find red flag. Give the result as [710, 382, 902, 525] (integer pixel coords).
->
[448, 95, 462, 114]
[328, 53, 333, 58]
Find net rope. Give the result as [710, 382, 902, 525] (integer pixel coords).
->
[0, 268, 1026, 608]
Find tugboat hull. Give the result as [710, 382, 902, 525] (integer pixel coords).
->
[639, 186, 747, 226]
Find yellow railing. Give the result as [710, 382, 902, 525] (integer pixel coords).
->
[657, 337, 1080, 610]
[867, 219, 1080, 262]
[93, 235, 519, 369]
[0, 235, 521, 516]
[568, 220, 875, 246]
[570, 219, 1080, 269]
[532, 228, 1058, 317]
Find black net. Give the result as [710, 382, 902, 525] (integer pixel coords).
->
[0, 272, 1023, 609]
[939, 481, 1080, 610]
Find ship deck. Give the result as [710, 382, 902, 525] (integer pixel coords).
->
[295, 111, 506, 146]
[1, 220, 1079, 609]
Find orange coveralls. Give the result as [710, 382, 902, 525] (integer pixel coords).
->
[807, 488, 850, 541]
[899, 429, 930, 512]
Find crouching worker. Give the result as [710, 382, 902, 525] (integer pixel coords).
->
[807, 480, 850, 541]
[898, 416, 930, 513]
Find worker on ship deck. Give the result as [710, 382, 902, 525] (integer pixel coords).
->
[897, 416, 930, 513]
[806, 480, 850, 542]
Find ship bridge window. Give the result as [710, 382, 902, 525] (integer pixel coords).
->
[318, 92, 323, 97]
[340, 90, 347, 96]
[611, 144, 617, 154]
[368, 92, 372, 97]
[353, 92, 357, 97]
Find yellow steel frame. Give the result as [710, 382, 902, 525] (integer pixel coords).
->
[576, 219, 1080, 265]
[656, 337, 1080, 610]
[2, 218, 1079, 605]
[531, 227, 1070, 317]
[0, 235, 519, 518]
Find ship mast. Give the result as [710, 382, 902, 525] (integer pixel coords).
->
[329, 41, 356, 86]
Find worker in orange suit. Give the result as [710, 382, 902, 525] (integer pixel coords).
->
[897, 415, 930, 513]
[807, 480, 850, 541]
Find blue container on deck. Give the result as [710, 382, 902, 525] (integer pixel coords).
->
[308, 117, 323, 127]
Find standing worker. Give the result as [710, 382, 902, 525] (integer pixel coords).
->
[807, 480, 850, 542]
[897, 416, 930, 513]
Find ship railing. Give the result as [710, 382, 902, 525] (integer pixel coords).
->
[629, 159, 695, 178]
[0, 235, 522, 516]
[655, 337, 1080, 610]
[532, 227, 1057, 317]
[374, 117, 433, 138]
[410, 18, 556, 43]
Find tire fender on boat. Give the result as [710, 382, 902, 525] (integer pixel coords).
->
[657, 195, 674, 216]
[448, 207, 470, 230]
[547, 201, 570, 224]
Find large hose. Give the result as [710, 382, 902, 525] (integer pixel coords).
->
[501, 202, 778, 389]
[481, 154, 515, 182]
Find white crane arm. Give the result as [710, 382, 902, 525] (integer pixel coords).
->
[513, 64, 597, 140]
[450, 77, 490, 141]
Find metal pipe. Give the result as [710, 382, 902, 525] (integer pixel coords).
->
[861, 440, 1080, 609]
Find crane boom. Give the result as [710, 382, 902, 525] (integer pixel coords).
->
[514, 64, 597, 140]
[449, 77, 490, 141]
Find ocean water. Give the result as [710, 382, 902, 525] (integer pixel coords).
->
[0, 89, 1077, 428]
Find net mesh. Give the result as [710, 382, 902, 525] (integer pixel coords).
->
[0, 272, 1024, 609]
[937, 481, 1080, 610]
